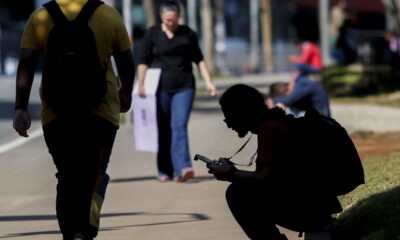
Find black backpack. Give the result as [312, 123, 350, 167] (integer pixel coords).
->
[283, 109, 365, 196]
[42, 0, 107, 113]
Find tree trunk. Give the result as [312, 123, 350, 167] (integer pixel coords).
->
[260, 0, 274, 73]
[249, 0, 260, 72]
[144, 0, 156, 28]
[201, 0, 214, 72]
[214, 0, 227, 73]
[177, 0, 186, 25]
[187, 0, 197, 32]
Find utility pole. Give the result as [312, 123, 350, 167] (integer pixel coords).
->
[319, 0, 331, 66]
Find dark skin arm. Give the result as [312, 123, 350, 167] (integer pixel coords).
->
[13, 48, 39, 137]
[113, 49, 135, 113]
[208, 159, 271, 184]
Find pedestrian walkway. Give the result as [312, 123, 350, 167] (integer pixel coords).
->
[0, 73, 301, 240]
[1, 72, 400, 239]
[0, 97, 300, 240]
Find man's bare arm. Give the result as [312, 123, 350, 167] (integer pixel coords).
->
[113, 49, 135, 113]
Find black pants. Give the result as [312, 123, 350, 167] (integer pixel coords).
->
[43, 113, 117, 239]
[225, 182, 335, 240]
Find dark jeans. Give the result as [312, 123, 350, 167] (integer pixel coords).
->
[43, 113, 117, 239]
[225, 182, 333, 240]
[156, 88, 195, 179]
[296, 63, 322, 76]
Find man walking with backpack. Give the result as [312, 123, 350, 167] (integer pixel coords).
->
[13, 0, 135, 239]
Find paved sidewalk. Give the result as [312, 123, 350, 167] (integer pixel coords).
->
[0, 73, 302, 240]
[2, 72, 400, 239]
[0, 98, 301, 240]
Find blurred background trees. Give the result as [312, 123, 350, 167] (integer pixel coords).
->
[1, 0, 399, 80]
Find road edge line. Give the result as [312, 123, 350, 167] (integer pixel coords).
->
[0, 128, 43, 155]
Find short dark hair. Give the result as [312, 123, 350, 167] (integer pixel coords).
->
[160, 0, 181, 14]
[269, 82, 288, 98]
[220, 84, 286, 124]
[219, 84, 266, 117]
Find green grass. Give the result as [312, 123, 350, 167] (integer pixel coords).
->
[322, 64, 395, 97]
[331, 152, 400, 240]
[332, 91, 400, 108]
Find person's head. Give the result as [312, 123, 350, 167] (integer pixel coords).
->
[269, 82, 289, 99]
[294, 39, 304, 50]
[160, 0, 181, 30]
[219, 84, 269, 137]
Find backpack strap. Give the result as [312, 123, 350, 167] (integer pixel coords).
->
[43, 0, 68, 24]
[75, 0, 103, 23]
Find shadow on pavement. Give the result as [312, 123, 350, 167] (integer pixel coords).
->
[109, 175, 215, 184]
[0, 212, 210, 239]
[0, 212, 146, 222]
[0, 101, 41, 120]
[0, 230, 60, 239]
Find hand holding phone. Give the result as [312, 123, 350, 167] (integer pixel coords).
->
[194, 154, 222, 166]
[194, 154, 213, 164]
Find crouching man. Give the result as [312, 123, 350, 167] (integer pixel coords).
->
[207, 84, 342, 240]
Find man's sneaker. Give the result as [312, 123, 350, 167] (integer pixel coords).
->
[73, 233, 93, 240]
[73, 233, 86, 240]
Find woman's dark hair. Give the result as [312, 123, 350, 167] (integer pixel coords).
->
[160, 0, 181, 14]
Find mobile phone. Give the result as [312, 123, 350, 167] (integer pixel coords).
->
[194, 154, 213, 164]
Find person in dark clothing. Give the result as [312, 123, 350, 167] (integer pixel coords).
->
[207, 84, 341, 240]
[332, 21, 357, 65]
[13, 1, 135, 239]
[267, 77, 331, 117]
[137, 0, 217, 182]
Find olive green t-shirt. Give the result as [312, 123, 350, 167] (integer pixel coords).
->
[20, 0, 132, 127]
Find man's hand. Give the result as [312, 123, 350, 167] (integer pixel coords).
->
[119, 88, 132, 113]
[207, 158, 237, 181]
[13, 109, 31, 137]
[275, 103, 287, 111]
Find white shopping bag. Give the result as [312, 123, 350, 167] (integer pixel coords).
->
[132, 68, 161, 152]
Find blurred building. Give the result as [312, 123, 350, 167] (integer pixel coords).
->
[0, 0, 391, 75]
